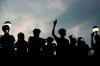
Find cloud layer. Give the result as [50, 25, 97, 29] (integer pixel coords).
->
[0, 0, 68, 40]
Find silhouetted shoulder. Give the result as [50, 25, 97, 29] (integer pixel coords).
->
[0, 34, 15, 41]
[28, 36, 33, 39]
[53, 36, 59, 42]
[9, 35, 15, 41]
[39, 37, 46, 43]
[28, 36, 33, 42]
[9, 35, 15, 38]
[39, 37, 45, 40]
[85, 44, 89, 47]
[65, 39, 69, 42]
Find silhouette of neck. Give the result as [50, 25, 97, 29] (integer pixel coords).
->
[4, 33, 9, 35]
[60, 36, 65, 38]
[34, 35, 39, 38]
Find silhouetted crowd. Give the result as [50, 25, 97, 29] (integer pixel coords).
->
[0, 20, 100, 56]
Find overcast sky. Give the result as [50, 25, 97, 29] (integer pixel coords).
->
[0, 0, 100, 47]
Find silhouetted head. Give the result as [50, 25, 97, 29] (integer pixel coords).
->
[70, 37, 77, 46]
[2, 25, 10, 34]
[77, 37, 84, 45]
[58, 28, 66, 37]
[94, 34, 100, 43]
[47, 37, 54, 44]
[33, 28, 41, 37]
[18, 32, 25, 40]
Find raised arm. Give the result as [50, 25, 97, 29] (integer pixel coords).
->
[91, 32, 94, 48]
[52, 19, 57, 36]
[52, 19, 59, 42]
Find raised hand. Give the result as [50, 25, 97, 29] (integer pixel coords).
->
[54, 19, 57, 26]
[52, 19, 57, 36]
[69, 34, 73, 39]
[91, 32, 94, 37]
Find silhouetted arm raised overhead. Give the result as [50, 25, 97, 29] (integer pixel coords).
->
[52, 19, 57, 36]
[52, 19, 59, 42]
[91, 33, 95, 48]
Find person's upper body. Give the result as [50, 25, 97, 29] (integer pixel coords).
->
[43, 37, 56, 56]
[52, 20, 69, 56]
[0, 25, 15, 50]
[91, 33, 100, 56]
[15, 32, 28, 52]
[76, 37, 90, 56]
[28, 28, 45, 55]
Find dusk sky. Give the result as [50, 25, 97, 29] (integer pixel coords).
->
[0, 0, 100, 47]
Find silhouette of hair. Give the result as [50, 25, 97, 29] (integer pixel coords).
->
[58, 28, 66, 36]
[33, 28, 41, 34]
[77, 37, 84, 45]
[78, 37, 83, 41]
[47, 37, 54, 44]
[4, 21, 11, 24]
[17, 32, 24, 40]
[2, 25, 10, 32]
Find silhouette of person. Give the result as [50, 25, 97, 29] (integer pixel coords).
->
[28, 28, 45, 56]
[52, 19, 69, 56]
[91, 33, 100, 56]
[15, 32, 28, 56]
[69, 34, 77, 47]
[0, 25, 15, 56]
[69, 35, 77, 56]
[76, 37, 90, 56]
[43, 37, 56, 56]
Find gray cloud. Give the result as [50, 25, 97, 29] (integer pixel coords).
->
[0, 0, 68, 41]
